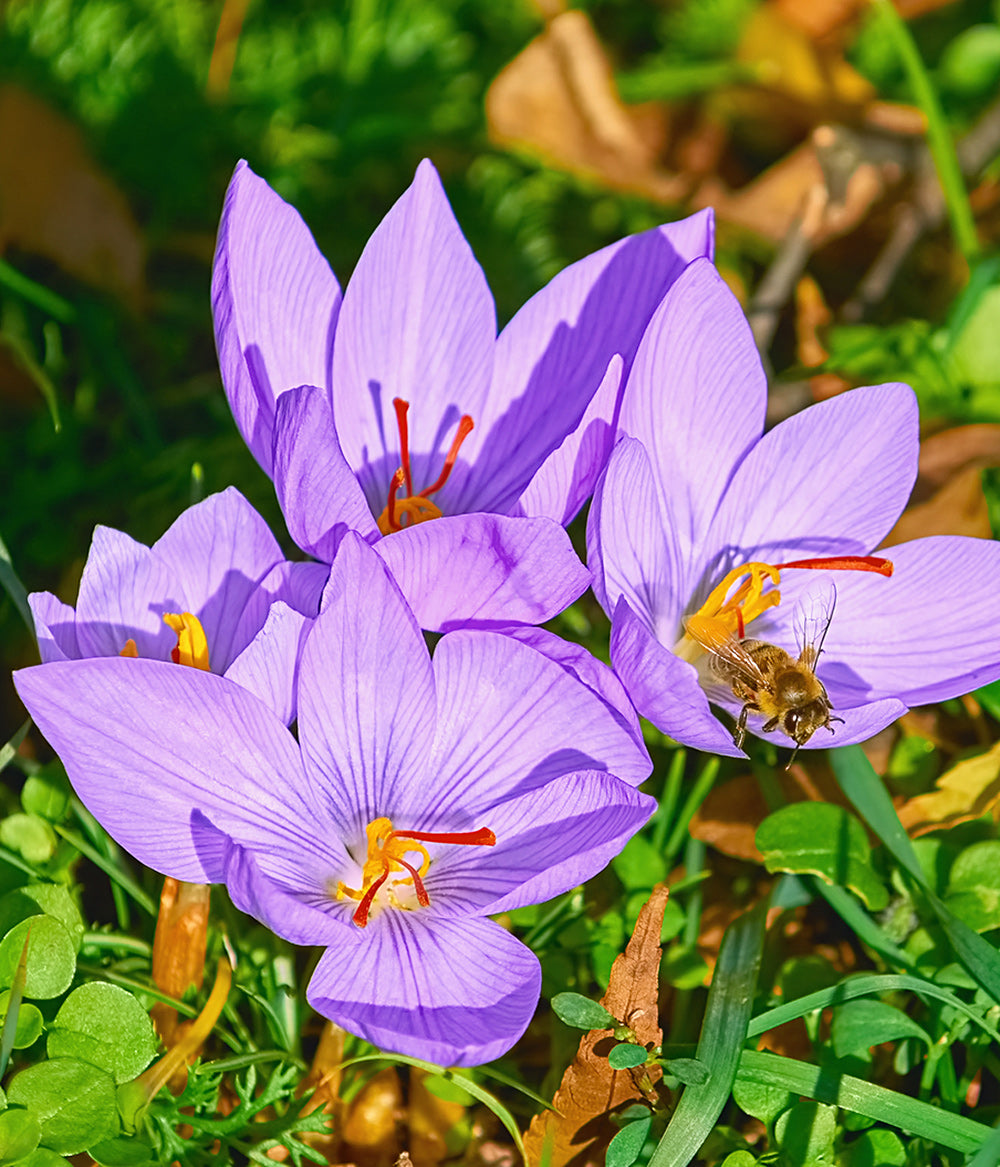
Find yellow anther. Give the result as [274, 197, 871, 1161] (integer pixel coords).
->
[163, 612, 211, 672]
[376, 494, 443, 536]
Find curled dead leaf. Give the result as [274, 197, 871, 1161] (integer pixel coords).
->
[523, 884, 669, 1167]
[0, 84, 145, 303]
[486, 11, 683, 202]
[897, 740, 1000, 837]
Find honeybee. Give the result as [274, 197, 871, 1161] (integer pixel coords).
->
[685, 577, 843, 761]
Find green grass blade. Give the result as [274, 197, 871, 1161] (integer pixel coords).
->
[341, 1052, 527, 1159]
[0, 719, 31, 774]
[967, 1121, 1000, 1167]
[737, 1048, 989, 1153]
[0, 929, 31, 1078]
[748, 972, 1000, 1045]
[869, 0, 979, 263]
[55, 824, 157, 915]
[831, 745, 1000, 1003]
[0, 531, 33, 634]
[0, 259, 75, 322]
[812, 879, 916, 970]
[647, 900, 767, 1167]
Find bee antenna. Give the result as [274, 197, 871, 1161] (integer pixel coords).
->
[785, 744, 801, 771]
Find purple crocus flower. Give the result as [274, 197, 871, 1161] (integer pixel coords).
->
[212, 159, 713, 630]
[15, 535, 654, 1066]
[588, 258, 1000, 757]
[28, 488, 323, 724]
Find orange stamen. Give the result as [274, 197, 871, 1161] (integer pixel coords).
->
[120, 639, 138, 658]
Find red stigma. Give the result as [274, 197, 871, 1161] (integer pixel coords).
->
[352, 869, 389, 927]
[776, 555, 894, 577]
[377, 398, 475, 534]
[392, 826, 496, 846]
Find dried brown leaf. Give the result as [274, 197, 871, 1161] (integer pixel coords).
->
[523, 884, 669, 1167]
[689, 767, 846, 863]
[342, 1067, 403, 1166]
[897, 740, 1000, 836]
[0, 84, 144, 302]
[882, 424, 1000, 544]
[694, 140, 886, 244]
[486, 12, 683, 203]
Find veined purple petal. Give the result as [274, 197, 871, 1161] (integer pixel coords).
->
[273, 385, 379, 561]
[423, 769, 654, 916]
[297, 535, 435, 837]
[588, 436, 685, 635]
[151, 488, 284, 673]
[457, 211, 715, 516]
[515, 355, 623, 525]
[224, 842, 348, 948]
[618, 259, 765, 558]
[212, 160, 341, 475]
[374, 513, 589, 632]
[28, 593, 79, 662]
[307, 913, 541, 1066]
[492, 623, 647, 768]
[224, 601, 311, 725]
[610, 598, 743, 756]
[331, 160, 496, 512]
[13, 658, 339, 881]
[425, 629, 651, 823]
[75, 527, 178, 660]
[706, 384, 919, 562]
[817, 536, 1000, 706]
[708, 688, 907, 752]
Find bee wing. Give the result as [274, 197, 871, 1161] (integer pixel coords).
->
[792, 576, 837, 671]
[683, 614, 768, 690]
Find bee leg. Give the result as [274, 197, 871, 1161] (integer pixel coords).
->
[762, 716, 780, 733]
[734, 703, 754, 750]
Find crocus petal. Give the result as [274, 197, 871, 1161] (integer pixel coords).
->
[610, 598, 743, 756]
[618, 259, 765, 558]
[515, 355, 623, 525]
[706, 383, 919, 561]
[272, 385, 379, 560]
[13, 659, 337, 881]
[224, 842, 348, 948]
[459, 211, 715, 516]
[28, 593, 79, 662]
[297, 535, 435, 836]
[425, 629, 652, 821]
[423, 769, 654, 916]
[710, 691, 908, 752]
[374, 513, 589, 632]
[151, 488, 284, 673]
[588, 436, 685, 635]
[224, 601, 311, 725]
[331, 160, 496, 511]
[75, 527, 178, 660]
[307, 914, 541, 1066]
[817, 536, 1000, 706]
[212, 160, 341, 475]
[491, 624, 647, 771]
